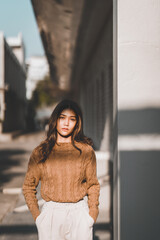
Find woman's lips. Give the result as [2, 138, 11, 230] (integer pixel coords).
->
[62, 128, 69, 131]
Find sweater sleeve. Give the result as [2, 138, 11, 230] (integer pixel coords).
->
[22, 150, 41, 221]
[86, 149, 100, 223]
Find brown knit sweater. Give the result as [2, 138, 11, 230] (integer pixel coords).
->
[22, 141, 100, 223]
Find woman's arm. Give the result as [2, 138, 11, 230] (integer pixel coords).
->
[86, 149, 100, 223]
[22, 150, 41, 221]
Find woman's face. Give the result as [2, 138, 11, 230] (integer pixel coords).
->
[56, 109, 77, 137]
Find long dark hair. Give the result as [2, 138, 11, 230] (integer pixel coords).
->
[37, 99, 93, 163]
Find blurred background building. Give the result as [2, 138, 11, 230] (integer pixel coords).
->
[26, 55, 49, 99]
[0, 32, 26, 135]
[7, 33, 26, 70]
[31, 0, 113, 150]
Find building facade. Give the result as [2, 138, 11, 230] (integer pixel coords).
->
[0, 32, 26, 133]
[7, 33, 26, 70]
[117, 0, 160, 239]
[26, 55, 49, 99]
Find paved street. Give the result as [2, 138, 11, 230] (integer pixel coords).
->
[0, 131, 45, 239]
[0, 131, 111, 240]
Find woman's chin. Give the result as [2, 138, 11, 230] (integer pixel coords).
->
[59, 132, 71, 138]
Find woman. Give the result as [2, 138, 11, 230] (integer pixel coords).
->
[23, 99, 100, 240]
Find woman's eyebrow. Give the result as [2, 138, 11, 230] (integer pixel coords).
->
[60, 114, 76, 117]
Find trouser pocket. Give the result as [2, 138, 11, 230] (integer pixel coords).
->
[35, 202, 48, 227]
[36, 212, 43, 227]
[82, 206, 94, 227]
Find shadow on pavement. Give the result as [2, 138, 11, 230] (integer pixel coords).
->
[0, 224, 111, 237]
[0, 149, 28, 187]
[94, 222, 112, 240]
[94, 222, 112, 231]
[0, 224, 37, 234]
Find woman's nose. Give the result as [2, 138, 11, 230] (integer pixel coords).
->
[64, 118, 69, 125]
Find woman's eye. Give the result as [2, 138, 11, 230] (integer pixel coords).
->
[59, 116, 76, 121]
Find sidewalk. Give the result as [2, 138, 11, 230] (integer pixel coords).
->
[0, 130, 46, 223]
[0, 131, 112, 240]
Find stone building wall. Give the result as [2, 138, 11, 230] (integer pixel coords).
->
[0, 32, 26, 133]
[117, 0, 160, 239]
[71, 0, 113, 152]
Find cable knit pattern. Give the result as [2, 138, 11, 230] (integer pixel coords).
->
[22, 141, 100, 223]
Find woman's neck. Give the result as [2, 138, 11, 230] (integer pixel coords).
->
[56, 135, 72, 143]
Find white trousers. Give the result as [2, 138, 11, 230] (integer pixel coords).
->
[35, 198, 94, 240]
